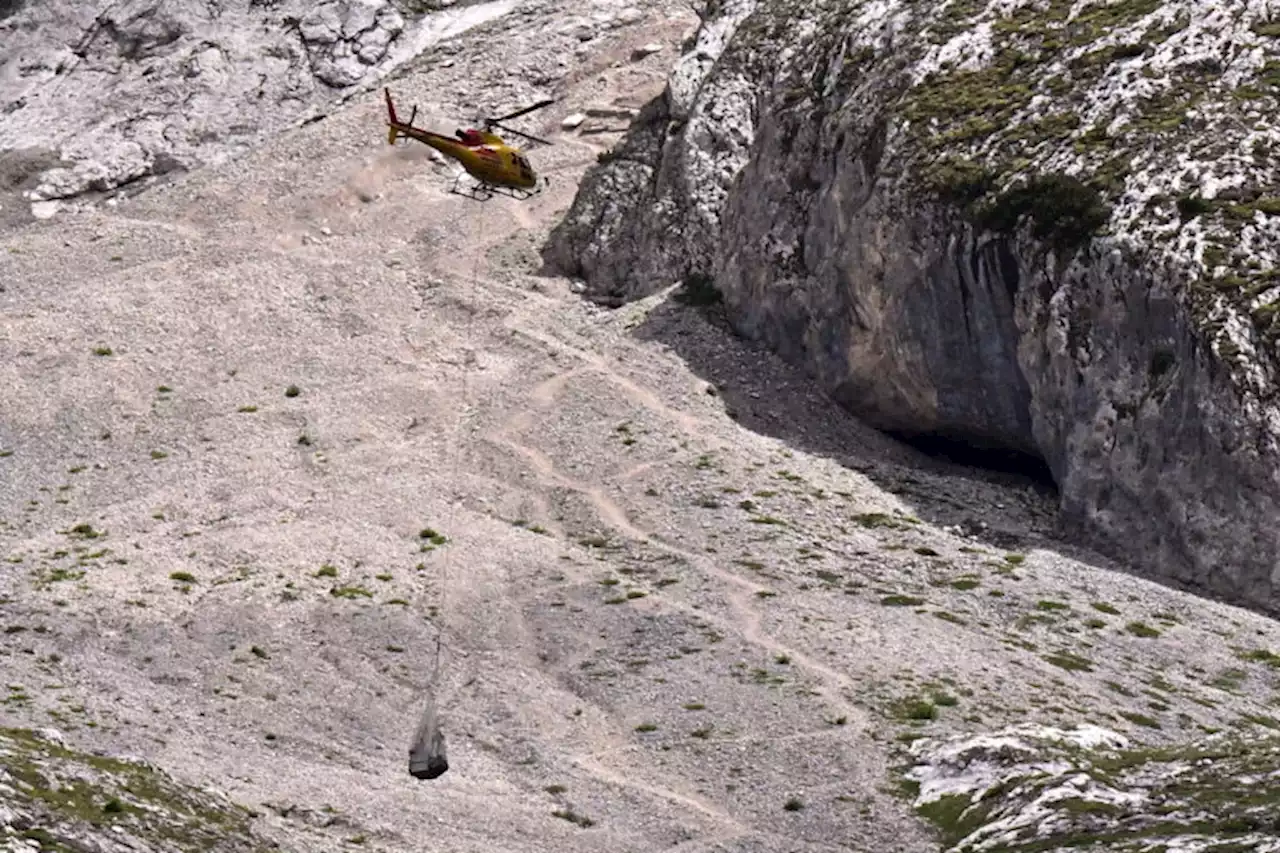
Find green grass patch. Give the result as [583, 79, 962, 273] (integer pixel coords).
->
[882, 595, 925, 607]
[1042, 651, 1094, 672]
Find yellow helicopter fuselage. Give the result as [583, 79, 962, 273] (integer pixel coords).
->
[387, 122, 538, 190]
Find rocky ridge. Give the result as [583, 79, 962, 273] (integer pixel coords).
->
[544, 0, 1280, 616]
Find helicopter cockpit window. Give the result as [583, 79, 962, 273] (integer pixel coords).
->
[513, 153, 534, 180]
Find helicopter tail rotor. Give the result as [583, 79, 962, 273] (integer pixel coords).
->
[384, 87, 420, 145]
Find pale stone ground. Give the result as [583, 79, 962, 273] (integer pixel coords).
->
[2, 3, 1280, 852]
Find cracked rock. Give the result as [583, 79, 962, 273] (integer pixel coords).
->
[300, 0, 405, 87]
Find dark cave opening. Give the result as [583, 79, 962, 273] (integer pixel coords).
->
[885, 430, 1059, 494]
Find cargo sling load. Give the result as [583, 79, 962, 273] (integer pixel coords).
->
[409, 695, 448, 780]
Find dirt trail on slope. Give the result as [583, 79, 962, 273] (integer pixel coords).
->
[0, 4, 935, 850]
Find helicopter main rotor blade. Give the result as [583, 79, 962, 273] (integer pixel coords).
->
[487, 97, 557, 125]
[492, 123, 553, 147]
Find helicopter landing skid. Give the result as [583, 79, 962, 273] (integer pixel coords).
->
[448, 173, 547, 202]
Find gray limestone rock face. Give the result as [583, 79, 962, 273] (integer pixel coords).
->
[543, 0, 1280, 615]
[300, 0, 405, 87]
[0, 0, 505, 207]
[540, 0, 760, 304]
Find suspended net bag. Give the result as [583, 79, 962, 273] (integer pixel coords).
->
[408, 693, 448, 780]
[408, 571, 450, 781]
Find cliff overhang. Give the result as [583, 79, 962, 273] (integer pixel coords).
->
[543, 0, 1280, 616]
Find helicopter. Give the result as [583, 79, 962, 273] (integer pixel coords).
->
[383, 87, 556, 201]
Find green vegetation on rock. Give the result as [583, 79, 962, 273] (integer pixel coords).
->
[889, 0, 1280, 370]
[0, 727, 270, 852]
[904, 725, 1280, 851]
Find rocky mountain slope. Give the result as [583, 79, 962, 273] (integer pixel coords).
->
[1, 727, 274, 852]
[2, 1, 1280, 852]
[0, 0, 518, 217]
[544, 0, 1280, 619]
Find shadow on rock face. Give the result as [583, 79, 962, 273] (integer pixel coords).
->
[0, 147, 66, 192]
[881, 430, 1057, 492]
[626, 286, 1122, 569]
[0, 0, 23, 21]
[0, 147, 69, 232]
